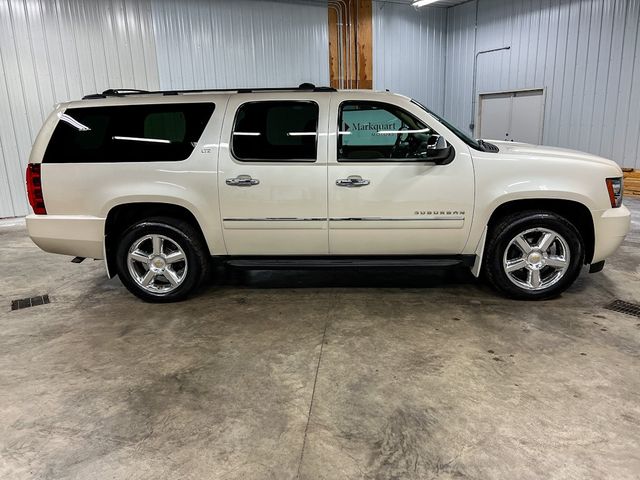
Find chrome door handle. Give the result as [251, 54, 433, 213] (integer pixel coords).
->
[336, 175, 370, 187]
[226, 175, 259, 187]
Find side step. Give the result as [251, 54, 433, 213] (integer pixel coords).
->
[222, 255, 475, 269]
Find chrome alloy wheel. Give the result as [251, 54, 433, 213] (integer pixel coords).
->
[127, 234, 188, 294]
[502, 228, 570, 291]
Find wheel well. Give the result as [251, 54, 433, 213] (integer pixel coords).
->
[487, 199, 595, 264]
[104, 203, 208, 277]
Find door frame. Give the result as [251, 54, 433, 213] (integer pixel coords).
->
[475, 87, 546, 143]
[326, 91, 476, 255]
[216, 93, 331, 255]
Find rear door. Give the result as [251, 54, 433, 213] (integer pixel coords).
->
[327, 93, 475, 255]
[218, 93, 329, 255]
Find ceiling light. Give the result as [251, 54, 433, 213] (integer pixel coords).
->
[412, 0, 439, 7]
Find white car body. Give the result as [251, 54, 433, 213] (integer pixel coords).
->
[26, 89, 630, 286]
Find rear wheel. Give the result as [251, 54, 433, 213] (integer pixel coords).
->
[483, 211, 584, 300]
[116, 217, 209, 302]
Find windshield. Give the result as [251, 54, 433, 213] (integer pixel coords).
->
[411, 99, 485, 151]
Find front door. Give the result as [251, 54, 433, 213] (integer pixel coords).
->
[218, 94, 329, 255]
[328, 95, 475, 255]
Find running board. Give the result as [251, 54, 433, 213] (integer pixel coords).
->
[222, 255, 475, 269]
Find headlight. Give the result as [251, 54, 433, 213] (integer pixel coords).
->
[606, 177, 623, 208]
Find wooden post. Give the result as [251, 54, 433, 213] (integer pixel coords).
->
[328, 0, 373, 89]
[356, 0, 373, 89]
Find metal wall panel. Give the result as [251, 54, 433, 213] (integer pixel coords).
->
[373, 1, 447, 115]
[151, 0, 329, 90]
[0, 0, 160, 218]
[443, 0, 476, 134]
[0, 0, 329, 218]
[445, 0, 640, 168]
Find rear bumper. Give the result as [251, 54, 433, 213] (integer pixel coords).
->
[591, 205, 631, 263]
[26, 214, 105, 259]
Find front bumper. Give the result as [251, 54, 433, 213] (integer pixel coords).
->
[26, 214, 105, 259]
[591, 205, 631, 263]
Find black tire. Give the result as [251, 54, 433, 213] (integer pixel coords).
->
[115, 217, 210, 303]
[483, 210, 585, 300]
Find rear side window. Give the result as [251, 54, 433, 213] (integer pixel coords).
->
[43, 103, 215, 163]
[231, 101, 318, 162]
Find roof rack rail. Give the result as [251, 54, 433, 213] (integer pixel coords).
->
[83, 89, 149, 99]
[82, 83, 336, 100]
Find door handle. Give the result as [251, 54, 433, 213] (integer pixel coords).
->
[336, 175, 370, 188]
[226, 175, 259, 187]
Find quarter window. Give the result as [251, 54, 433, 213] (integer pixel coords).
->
[231, 101, 318, 161]
[43, 103, 215, 163]
[338, 101, 452, 162]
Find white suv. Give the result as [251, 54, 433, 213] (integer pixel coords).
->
[25, 84, 630, 302]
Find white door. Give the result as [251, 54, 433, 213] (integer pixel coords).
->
[327, 95, 475, 255]
[510, 91, 545, 144]
[479, 89, 544, 144]
[218, 94, 330, 255]
[478, 93, 511, 142]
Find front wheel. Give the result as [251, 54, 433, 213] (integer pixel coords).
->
[483, 211, 585, 300]
[115, 217, 210, 302]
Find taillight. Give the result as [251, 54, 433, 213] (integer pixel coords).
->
[605, 177, 623, 208]
[26, 163, 47, 215]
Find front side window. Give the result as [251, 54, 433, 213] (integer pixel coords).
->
[44, 103, 215, 163]
[338, 101, 453, 163]
[231, 101, 318, 162]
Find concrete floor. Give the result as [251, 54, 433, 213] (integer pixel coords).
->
[1, 200, 640, 480]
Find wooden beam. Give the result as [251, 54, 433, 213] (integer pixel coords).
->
[356, 0, 373, 89]
[328, 6, 339, 88]
[328, 0, 373, 89]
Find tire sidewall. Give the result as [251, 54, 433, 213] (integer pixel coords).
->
[486, 213, 585, 300]
[116, 221, 202, 302]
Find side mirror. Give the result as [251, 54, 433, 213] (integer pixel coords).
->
[426, 135, 447, 150]
[416, 135, 454, 163]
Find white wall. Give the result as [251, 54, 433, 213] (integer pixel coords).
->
[0, 0, 160, 218]
[2, 0, 640, 218]
[151, 0, 328, 90]
[443, 1, 476, 138]
[0, 0, 329, 218]
[445, 0, 640, 169]
[373, 1, 447, 115]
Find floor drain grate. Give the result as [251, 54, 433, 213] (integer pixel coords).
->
[11, 295, 50, 311]
[604, 299, 640, 318]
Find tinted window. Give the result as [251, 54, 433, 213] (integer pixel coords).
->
[232, 101, 318, 161]
[338, 101, 452, 162]
[44, 103, 215, 163]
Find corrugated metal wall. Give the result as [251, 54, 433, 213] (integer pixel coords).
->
[444, 1, 477, 138]
[0, 0, 160, 218]
[373, 1, 447, 115]
[0, 0, 328, 218]
[151, 0, 329, 90]
[3, 0, 640, 217]
[445, 0, 640, 169]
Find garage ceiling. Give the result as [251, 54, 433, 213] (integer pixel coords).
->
[391, 0, 471, 7]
